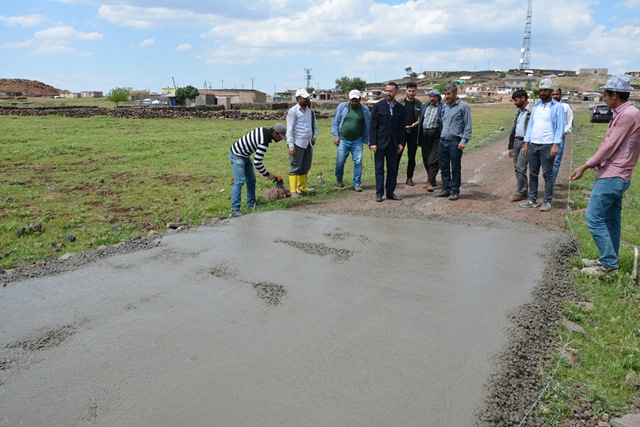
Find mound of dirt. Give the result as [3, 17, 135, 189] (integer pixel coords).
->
[0, 79, 60, 97]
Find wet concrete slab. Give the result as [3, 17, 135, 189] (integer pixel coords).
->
[0, 211, 556, 426]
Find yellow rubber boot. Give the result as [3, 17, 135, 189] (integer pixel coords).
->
[289, 175, 300, 198]
[299, 174, 315, 195]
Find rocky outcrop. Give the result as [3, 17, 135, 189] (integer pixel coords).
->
[0, 79, 60, 97]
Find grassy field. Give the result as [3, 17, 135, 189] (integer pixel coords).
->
[1, 102, 638, 423]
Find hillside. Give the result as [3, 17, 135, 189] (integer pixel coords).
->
[0, 79, 60, 97]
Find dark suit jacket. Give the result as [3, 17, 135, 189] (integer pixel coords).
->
[370, 99, 406, 150]
[417, 101, 443, 142]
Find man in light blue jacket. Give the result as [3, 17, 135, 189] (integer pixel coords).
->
[520, 79, 565, 212]
[331, 89, 371, 192]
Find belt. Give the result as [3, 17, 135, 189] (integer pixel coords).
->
[423, 128, 439, 131]
[441, 136, 461, 142]
[514, 136, 524, 140]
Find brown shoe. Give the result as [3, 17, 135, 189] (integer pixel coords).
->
[511, 194, 526, 202]
[425, 182, 435, 192]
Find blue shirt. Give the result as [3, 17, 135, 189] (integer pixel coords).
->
[441, 98, 472, 145]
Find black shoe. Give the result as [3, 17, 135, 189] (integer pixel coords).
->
[387, 194, 402, 201]
[434, 190, 451, 198]
[448, 192, 459, 201]
[376, 196, 383, 202]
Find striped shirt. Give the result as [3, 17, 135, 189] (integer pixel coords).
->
[422, 104, 440, 130]
[230, 127, 274, 177]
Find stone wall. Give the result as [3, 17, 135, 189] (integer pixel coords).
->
[0, 105, 331, 120]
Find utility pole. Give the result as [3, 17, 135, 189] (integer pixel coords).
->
[220, 79, 224, 89]
[519, 0, 532, 69]
[250, 77, 255, 90]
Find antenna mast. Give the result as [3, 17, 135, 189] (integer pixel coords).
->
[519, 0, 532, 69]
[304, 68, 312, 89]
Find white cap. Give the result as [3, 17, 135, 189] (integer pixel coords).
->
[348, 89, 361, 99]
[538, 79, 558, 90]
[295, 88, 310, 98]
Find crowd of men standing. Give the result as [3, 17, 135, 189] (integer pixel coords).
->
[227, 76, 640, 279]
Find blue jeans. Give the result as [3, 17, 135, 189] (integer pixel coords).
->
[585, 177, 630, 269]
[438, 137, 463, 193]
[552, 135, 566, 182]
[335, 137, 364, 186]
[528, 143, 554, 204]
[229, 151, 256, 211]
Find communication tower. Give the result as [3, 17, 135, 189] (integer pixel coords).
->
[519, 0, 532, 69]
[304, 68, 313, 89]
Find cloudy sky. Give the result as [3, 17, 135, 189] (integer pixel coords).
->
[1, 0, 639, 94]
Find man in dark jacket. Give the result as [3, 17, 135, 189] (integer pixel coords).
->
[396, 82, 423, 186]
[417, 89, 443, 192]
[370, 81, 406, 202]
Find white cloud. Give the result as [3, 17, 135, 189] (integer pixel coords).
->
[0, 14, 47, 27]
[616, 0, 640, 8]
[571, 24, 640, 69]
[139, 38, 155, 47]
[0, 40, 33, 49]
[33, 40, 77, 55]
[175, 43, 192, 51]
[34, 26, 103, 41]
[98, 4, 221, 29]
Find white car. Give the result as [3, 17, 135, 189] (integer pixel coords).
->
[151, 100, 162, 105]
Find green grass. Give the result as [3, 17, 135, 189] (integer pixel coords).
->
[539, 107, 640, 424]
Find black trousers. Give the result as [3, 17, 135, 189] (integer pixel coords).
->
[396, 129, 419, 179]
[375, 144, 399, 198]
[420, 129, 440, 185]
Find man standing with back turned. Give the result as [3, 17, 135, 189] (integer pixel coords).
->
[434, 83, 472, 201]
[370, 81, 406, 202]
[570, 75, 640, 276]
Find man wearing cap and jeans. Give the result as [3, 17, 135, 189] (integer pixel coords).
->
[229, 123, 287, 217]
[331, 89, 371, 192]
[417, 89, 443, 192]
[571, 75, 640, 276]
[520, 79, 565, 212]
[287, 89, 318, 197]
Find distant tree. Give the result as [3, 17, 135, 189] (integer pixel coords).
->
[405, 67, 418, 79]
[106, 87, 130, 106]
[306, 86, 315, 94]
[334, 76, 367, 93]
[175, 85, 200, 105]
[434, 81, 448, 94]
